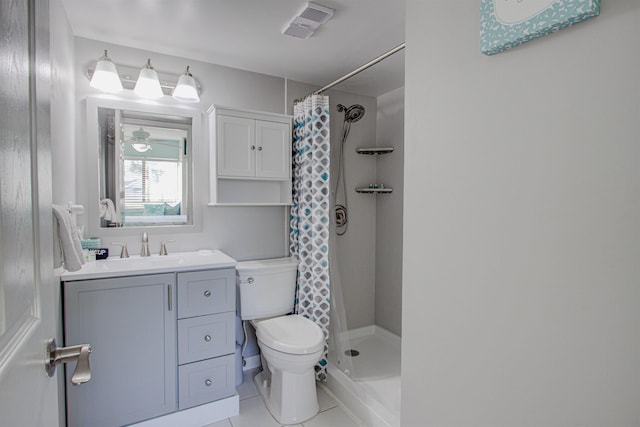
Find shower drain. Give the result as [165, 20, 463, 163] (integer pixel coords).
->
[344, 349, 360, 357]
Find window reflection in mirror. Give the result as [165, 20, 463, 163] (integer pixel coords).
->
[97, 107, 192, 227]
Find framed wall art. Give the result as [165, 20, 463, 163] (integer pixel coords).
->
[480, 0, 600, 56]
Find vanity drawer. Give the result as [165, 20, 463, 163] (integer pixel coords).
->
[178, 353, 235, 410]
[177, 268, 235, 318]
[178, 311, 235, 365]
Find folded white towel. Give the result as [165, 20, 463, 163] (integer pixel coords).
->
[100, 198, 119, 223]
[52, 204, 85, 272]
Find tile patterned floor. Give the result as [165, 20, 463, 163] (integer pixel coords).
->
[204, 369, 363, 427]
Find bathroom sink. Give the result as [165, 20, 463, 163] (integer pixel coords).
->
[61, 250, 237, 281]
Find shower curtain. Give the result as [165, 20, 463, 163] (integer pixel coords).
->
[290, 95, 331, 381]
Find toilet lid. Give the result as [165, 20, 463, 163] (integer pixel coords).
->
[256, 315, 324, 355]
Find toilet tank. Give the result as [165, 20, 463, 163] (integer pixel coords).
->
[236, 257, 299, 320]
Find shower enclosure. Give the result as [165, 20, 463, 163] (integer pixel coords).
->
[291, 43, 405, 427]
[325, 90, 404, 427]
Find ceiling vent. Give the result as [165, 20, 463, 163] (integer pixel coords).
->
[299, 3, 333, 24]
[282, 2, 334, 39]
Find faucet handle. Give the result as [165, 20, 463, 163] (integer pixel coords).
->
[140, 232, 151, 257]
[111, 242, 129, 258]
[159, 240, 176, 256]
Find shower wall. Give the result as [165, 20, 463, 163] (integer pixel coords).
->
[326, 90, 378, 330]
[286, 80, 403, 333]
[375, 87, 404, 337]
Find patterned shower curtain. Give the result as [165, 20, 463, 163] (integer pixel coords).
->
[290, 95, 331, 381]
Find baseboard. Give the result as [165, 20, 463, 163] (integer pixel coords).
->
[344, 325, 401, 344]
[346, 325, 377, 340]
[131, 394, 239, 427]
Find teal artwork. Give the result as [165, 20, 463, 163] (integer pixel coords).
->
[480, 0, 600, 56]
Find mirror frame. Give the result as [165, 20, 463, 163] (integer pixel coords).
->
[85, 95, 202, 237]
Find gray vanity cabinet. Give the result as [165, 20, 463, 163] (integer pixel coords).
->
[176, 269, 236, 410]
[63, 273, 177, 427]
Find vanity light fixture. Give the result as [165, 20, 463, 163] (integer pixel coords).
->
[134, 59, 164, 99]
[172, 66, 200, 103]
[87, 53, 202, 102]
[89, 50, 123, 93]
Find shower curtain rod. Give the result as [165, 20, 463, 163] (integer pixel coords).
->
[296, 42, 406, 102]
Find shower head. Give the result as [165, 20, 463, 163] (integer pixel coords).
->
[337, 104, 366, 123]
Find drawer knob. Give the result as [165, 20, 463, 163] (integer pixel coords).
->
[205, 379, 212, 387]
[204, 335, 212, 342]
[204, 290, 211, 297]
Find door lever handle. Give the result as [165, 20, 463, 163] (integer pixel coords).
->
[45, 338, 92, 385]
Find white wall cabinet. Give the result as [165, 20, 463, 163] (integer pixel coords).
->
[209, 105, 292, 205]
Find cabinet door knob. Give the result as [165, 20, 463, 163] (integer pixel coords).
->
[257, 146, 263, 151]
[250, 145, 256, 150]
[204, 290, 211, 297]
[205, 379, 212, 387]
[204, 335, 212, 342]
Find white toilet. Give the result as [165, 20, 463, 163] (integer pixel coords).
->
[236, 257, 325, 425]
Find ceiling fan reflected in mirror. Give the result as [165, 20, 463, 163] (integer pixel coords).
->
[129, 127, 152, 153]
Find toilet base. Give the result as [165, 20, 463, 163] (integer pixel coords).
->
[253, 370, 319, 425]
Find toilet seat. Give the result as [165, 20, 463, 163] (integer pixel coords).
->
[255, 315, 324, 355]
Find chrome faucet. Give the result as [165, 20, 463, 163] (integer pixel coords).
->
[112, 242, 129, 258]
[159, 239, 175, 256]
[140, 232, 151, 257]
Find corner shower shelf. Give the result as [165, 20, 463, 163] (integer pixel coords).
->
[355, 187, 393, 194]
[356, 147, 394, 155]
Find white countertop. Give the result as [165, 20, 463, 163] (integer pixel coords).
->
[61, 250, 237, 281]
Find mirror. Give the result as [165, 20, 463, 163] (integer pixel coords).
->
[86, 97, 201, 233]
[98, 107, 190, 227]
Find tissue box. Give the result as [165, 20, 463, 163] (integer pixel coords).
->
[90, 248, 109, 260]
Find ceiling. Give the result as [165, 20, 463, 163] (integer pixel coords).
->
[60, 0, 406, 97]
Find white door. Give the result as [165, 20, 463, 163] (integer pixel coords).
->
[0, 0, 59, 425]
[255, 120, 290, 179]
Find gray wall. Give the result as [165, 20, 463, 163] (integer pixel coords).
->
[375, 87, 404, 336]
[50, 0, 75, 206]
[65, 35, 402, 339]
[403, 1, 640, 426]
[74, 38, 288, 261]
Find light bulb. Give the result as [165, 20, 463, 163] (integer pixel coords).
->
[134, 59, 163, 99]
[172, 66, 200, 103]
[89, 50, 123, 93]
